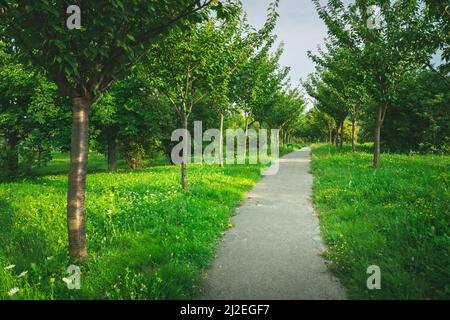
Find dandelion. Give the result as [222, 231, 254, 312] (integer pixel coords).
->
[8, 287, 19, 296]
[4, 264, 15, 270]
[18, 271, 28, 278]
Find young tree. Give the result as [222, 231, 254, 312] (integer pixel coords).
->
[308, 43, 368, 151]
[303, 71, 349, 147]
[262, 88, 305, 145]
[232, 43, 287, 154]
[145, 18, 230, 190]
[206, 17, 254, 166]
[0, 0, 217, 262]
[206, 0, 280, 165]
[299, 107, 336, 143]
[313, 0, 439, 167]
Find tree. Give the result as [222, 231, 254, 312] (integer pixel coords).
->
[91, 74, 176, 172]
[425, 0, 450, 74]
[298, 107, 336, 143]
[379, 69, 450, 153]
[263, 88, 305, 145]
[303, 70, 349, 147]
[308, 42, 369, 151]
[145, 18, 231, 189]
[206, 0, 280, 165]
[313, 0, 439, 167]
[0, 40, 69, 179]
[232, 42, 288, 155]
[205, 14, 248, 166]
[0, 0, 218, 262]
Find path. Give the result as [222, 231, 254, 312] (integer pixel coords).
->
[202, 147, 347, 300]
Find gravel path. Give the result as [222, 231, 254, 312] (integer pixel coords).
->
[202, 147, 347, 300]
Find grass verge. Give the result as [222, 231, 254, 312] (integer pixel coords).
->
[311, 144, 449, 299]
[0, 145, 299, 299]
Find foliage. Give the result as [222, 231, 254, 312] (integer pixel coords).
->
[0, 0, 221, 99]
[380, 70, 450, 154]
[91, 74, 177, 167]
[0, 41, 70, 179]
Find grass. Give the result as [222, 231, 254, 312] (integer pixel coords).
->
[31, 152, 169, 177]
[311, 144, 450, 299]
[0, 144, 299, 300]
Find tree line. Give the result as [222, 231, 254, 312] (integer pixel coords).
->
[300, 0, 449, 164]
[0, 1, 305, 262]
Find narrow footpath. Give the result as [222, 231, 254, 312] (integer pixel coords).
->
[203, 147, 347, 300]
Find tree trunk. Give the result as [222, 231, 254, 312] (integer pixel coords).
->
[6, 132, 19, 175]
[67, 97, 90, 263]
[351, 119, 356, 153]
[334, 124, 339, 147]
[329, 127, 333, 144]
[37, 146, 42, 167]
[181, 112, 188, 190]
[243, 113, 249, 159]
[373, 104, 385, 169]
[340, 120, 344, 148]
[218, 112, 224, 167]
[107, 127, 117, 173]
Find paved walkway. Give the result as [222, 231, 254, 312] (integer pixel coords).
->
[202, 147, 347, 300]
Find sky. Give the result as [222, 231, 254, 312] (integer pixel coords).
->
[242, 0, 331, 87]
[242, 0, 441, 89]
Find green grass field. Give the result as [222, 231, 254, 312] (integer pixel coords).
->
[311, 144, 450, 299]
[0, 145, 298, 299]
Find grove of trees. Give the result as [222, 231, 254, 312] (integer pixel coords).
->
[0, 0, 448, 266]
[301, 0, 449, 161]
[0, 0, 306, 262]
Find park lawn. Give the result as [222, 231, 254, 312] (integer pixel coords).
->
[0, 145, 298, 300]
[311, 144, 450, 299]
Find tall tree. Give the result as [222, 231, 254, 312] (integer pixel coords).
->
[0, 0, 217, 262]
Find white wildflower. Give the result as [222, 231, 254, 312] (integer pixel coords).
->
[18, 271, 28, 278]
[8, 287, 19, 296]
[4, 264, 15, 270]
